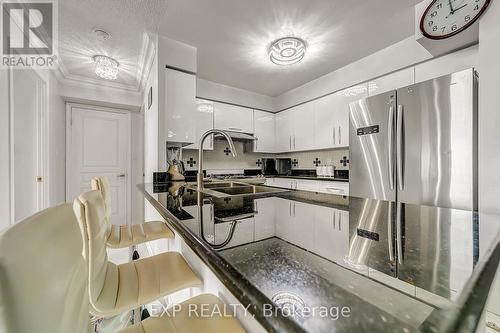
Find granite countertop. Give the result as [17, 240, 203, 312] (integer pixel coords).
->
[139, 182, 500, 333]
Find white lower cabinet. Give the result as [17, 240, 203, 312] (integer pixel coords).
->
[215, 217, 254, 248]
[314, 205, 349, 262]
[265, 178, 349, 196]
[317, 181, 349, 196]
[254, 197, 276, 240]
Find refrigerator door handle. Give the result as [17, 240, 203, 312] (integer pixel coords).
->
[396, 202, 404, 265]
[397, 105, 405, 191]
[388, 202, 394, 262]
[388, 106, 395, 190]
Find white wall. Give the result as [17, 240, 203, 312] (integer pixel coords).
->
[0, 70, 10, 230]
[197, 78, 275, 112]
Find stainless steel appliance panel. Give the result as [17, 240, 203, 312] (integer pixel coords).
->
[396, 69, 476, 210]
[349, 90, 397, 201]
[397, 203, 475, 300]
[347, 197, 395, 277]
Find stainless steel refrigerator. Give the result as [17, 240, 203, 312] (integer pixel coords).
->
[347, 69, 478, 300]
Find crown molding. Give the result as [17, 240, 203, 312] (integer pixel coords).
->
[56, 31, 156, 93]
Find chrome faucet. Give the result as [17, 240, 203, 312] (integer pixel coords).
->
[197, 129, 237, 190]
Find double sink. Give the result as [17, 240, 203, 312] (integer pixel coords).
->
[188, 181, 289, 198]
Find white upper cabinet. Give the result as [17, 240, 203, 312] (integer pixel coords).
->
[214, 102, 254, 134]
[313, 93, 339, 150]
[253, 110, 275, 153]
[275, 110, 294, 152]
[368, 68, 414, 96]
[185, 99, 214, 150]
[291, 103, 315, 151]
[164, 68, 196, 144]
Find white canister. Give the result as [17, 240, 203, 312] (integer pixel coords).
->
[326, 165, 335, 177]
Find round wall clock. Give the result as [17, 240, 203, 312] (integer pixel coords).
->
[420, 0, 491, 39]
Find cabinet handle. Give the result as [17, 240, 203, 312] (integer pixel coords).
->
[293, 203, 296, 216]
[255, 137, 258, 150]
[228, 127, 242, 131]
[289, 136, 292, 150]
[333, 211, 336, 230]
[289, 202, 292, 216]
[338, 212, 341, 231]
[293, 136, 296, 149]
[333, 127, 336, 145]
[338, 126, 341, 145]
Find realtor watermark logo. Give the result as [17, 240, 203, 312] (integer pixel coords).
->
[1, 0, 57, 68]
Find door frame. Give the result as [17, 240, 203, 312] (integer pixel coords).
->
[8, 67, 49, 225]
[66, 103, 132, 224]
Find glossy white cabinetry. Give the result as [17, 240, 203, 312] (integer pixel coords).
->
[275, 103, 314, 152]
[317, 181, 349, 196]
[275, 110, 294, 152]
[164, 68, 196, 144]
[214, 102, 254, 134]
[313, 93, 338, 150]
[291, 103, 315, 151]
[314, 205, 349, 262]
[185, 99, 214, 150]
[368, 68, 414, 96]
[253, 110, 275, 153]
[266, 178, 349, 196]
[254, 197, 276, 240]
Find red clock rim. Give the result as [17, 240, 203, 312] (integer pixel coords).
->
[419, 0, 491, 40]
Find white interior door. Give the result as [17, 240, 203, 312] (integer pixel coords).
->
[11, 69, 46, 223]
[67, 105, 130, 225]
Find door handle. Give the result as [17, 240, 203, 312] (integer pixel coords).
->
[117, 174, 126, 178]
[387, 202, 394, 262]
[396, 105, 405, 191]
[396, 202, 404, 265]
[388, 106, 395, 190]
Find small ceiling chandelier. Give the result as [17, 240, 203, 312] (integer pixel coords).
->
[93, 55, 119, 80]
[268, 37, 307, 66]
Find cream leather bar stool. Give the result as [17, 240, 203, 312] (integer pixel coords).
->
[0, 203, 90, 333]
[91, 177, 174, 248]
[118, 294, 246, 333]
[73, 189, 202, 317]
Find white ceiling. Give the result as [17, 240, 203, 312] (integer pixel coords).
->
[58, 0, 167, 90]
[159, 0, 418, 96]
[58, 0, 418, 95]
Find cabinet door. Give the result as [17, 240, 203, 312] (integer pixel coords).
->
[254, 110, 275, 153]
[292, 103, 315, 151]
[214, 102, 254, 134]
[318, 181, 349, 196]
[295, 179, 320, 192]
[165, 68, 196, 144]
[215, 217, 254, 248]
[185, 99, 214, 150]
[254, 197, 276, 240]
[274, 198, 294, 240]
[275, 110, 293, 152]
[291, 201, 316, 249]
[337, 84, 368, 147]
[313, 94, 338, 149]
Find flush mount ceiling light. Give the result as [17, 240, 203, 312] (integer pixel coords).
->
[268, 37, 307, 66]
[93, 55, 119, 80]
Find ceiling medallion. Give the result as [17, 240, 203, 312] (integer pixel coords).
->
[268, 37, 307, 66]
[92, 55, 119, 80]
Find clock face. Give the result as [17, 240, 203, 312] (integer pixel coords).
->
[421, 0, 490, 39]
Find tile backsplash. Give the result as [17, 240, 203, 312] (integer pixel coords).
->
[182, 140, 349, 172]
